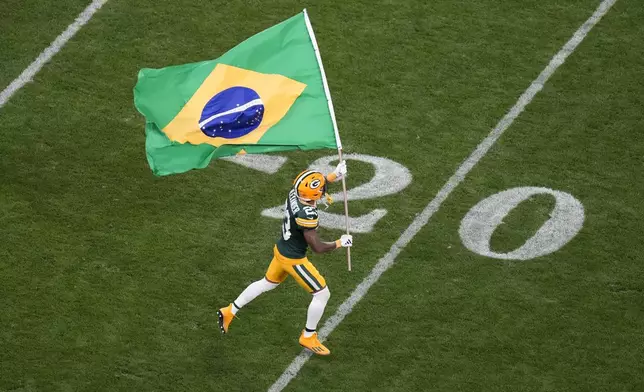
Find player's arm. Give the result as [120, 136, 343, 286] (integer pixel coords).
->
[304, 230, 353, 253]
[298, 203, 352, 253]
[304, 229, 340, 254]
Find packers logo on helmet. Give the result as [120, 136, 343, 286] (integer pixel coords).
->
[293, 170, 327, 201]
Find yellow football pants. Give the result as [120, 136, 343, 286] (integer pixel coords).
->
[265, 246, 327, 293]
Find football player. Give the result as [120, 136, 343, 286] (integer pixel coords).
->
[217, 160, 352, 356]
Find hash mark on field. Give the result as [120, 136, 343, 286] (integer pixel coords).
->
[267, 0, 618, 390]
[0, 0, 109, 109]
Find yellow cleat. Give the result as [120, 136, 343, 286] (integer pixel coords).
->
[299, 331, 330, 356]
[217, 304, 236, 334]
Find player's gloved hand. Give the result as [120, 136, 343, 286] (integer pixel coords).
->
[327, 160, 347, 182]
[339, 234, 353, 247]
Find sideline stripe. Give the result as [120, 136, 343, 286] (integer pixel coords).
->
[0, 0, 109, 109]
[267, 0, 618, 390]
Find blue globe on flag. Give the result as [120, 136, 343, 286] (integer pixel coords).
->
[199, 86, 265, 139]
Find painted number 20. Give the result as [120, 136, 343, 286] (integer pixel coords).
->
[226, 154, 585, 261]
[261, 154, 412, 233]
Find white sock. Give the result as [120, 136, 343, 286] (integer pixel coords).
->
[231, 302, 241, 315]
[232, 278, 279, 314]
[304, 287, 330, 337]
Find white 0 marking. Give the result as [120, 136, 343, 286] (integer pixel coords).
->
[261, 154, 412, 233]
[459, 187, 585, 260]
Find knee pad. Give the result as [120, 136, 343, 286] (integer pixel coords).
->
[313, 286, 330, 302]
[261, 278, 279, 291]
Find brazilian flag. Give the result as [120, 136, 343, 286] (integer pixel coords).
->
[133, 10, 340, 176]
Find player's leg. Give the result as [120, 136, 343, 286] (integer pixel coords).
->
[298, 286, 331, 355]
[304, 286, 330, 337]
[287, 260, 332, 355]
[231, 277, 280, 314]
[217, 252, 286, 334]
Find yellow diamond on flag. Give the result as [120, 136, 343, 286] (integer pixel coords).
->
[162, 64, 306, 147]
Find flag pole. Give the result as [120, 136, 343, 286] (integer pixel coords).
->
[303, 9, 352, 271]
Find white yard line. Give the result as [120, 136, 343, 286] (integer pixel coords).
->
[0, 0, 109, 108]
[267, 0, 618, 390]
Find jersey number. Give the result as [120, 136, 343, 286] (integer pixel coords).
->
[303, 206, 316, 217]
[282, 201, 291, 240]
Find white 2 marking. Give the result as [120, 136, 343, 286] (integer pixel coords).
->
[222, 154, 287, 174]
[261, 154, 412, 233]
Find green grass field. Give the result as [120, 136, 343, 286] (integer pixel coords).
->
[2, 0, 643, 391]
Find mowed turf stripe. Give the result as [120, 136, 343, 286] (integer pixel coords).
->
[267, 0, 618, 390]
[0, 0, 108, 108]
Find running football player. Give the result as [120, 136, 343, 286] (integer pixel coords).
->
[217, 160, 351, 356]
